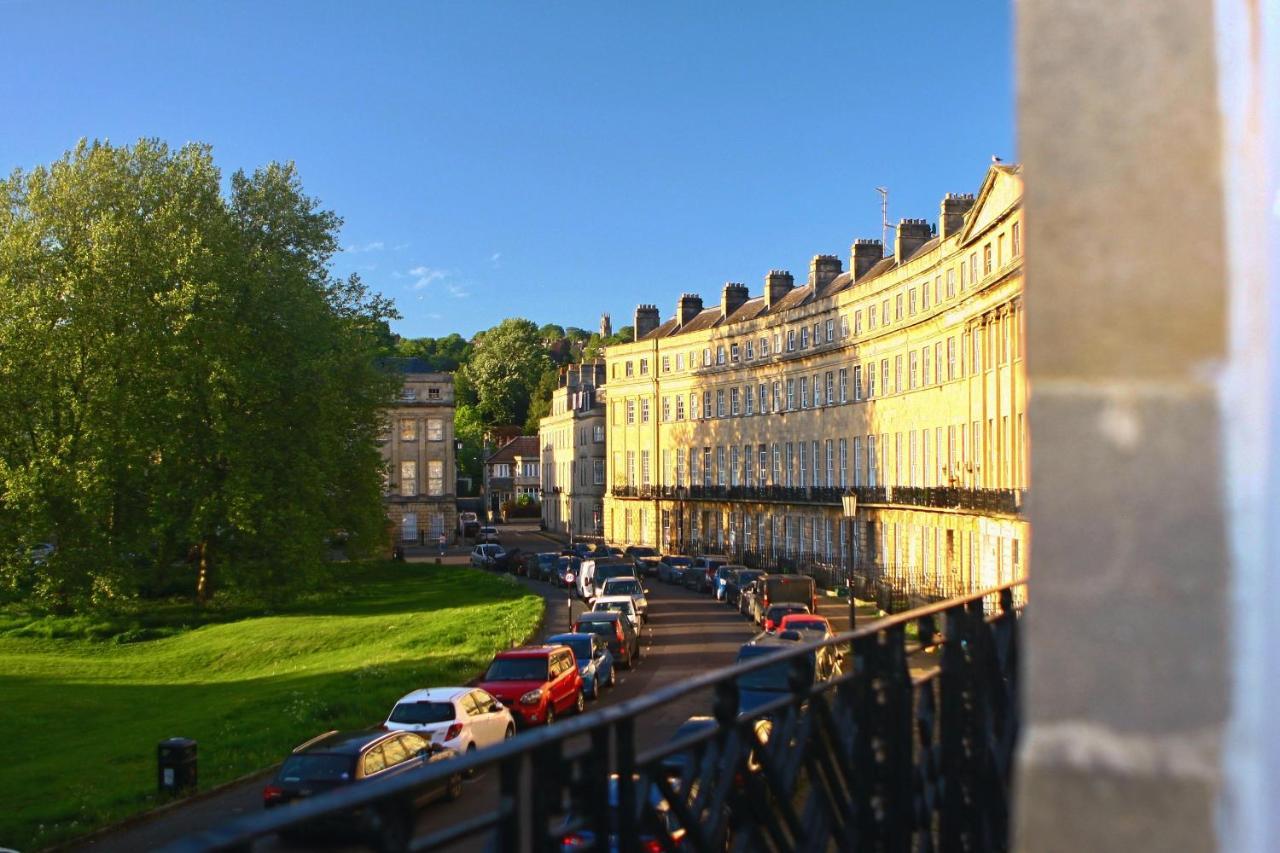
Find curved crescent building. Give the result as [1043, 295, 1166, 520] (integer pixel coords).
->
[602, 163, 1026, 597]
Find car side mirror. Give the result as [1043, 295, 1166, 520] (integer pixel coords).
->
[489, 701, 502, 712]
[643, 588, 651, 595]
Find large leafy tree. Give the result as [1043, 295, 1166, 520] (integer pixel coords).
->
[462, 318, 551, 427]
[0, 139, 397, 607]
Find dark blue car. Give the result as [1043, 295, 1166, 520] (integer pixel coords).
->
[546, 631, 615, 699]
[733, 636, 817, 717]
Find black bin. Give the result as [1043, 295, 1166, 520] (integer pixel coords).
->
[158, 737, 198, 795]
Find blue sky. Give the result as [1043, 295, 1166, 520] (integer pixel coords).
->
[2, 1, 1014, 339]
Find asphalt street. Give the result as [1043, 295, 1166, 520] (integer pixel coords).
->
[77, 524, 770, 853]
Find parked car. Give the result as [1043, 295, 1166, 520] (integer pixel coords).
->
[739, 578, 763, 618]
[533, 552, 559, 582]
[759, 574, 819, 615]
[599, 576, 649, 621]
[777, 613, 833, 638]
[474, 645, 585, 728]
[658, 555, 692, 584]
[580, 558, 639, 600]
[573, 611, 640, 670]
[625, 545, 662, 576]
[591, 544, 624, 559]
[591, 595, 641, 629]
[660, 715, 768, 791]
[470, 544, 506, 568]
[733, 635, 821, 718]
[492, 546, 524, 573]
[762, 601, 811, 632]
[557, 775, 692, 852]
[555, 556, 580, 589]
[713, 564, 744, 601]
[725, 568, 765, 607]
[546, 632, 615, 699]
[458, 511, 480, 540]
[684, 555, 728, 593]
[477, 526, 500, 544]
[263, 729, 461, 844]
[383, 687, 515, 755]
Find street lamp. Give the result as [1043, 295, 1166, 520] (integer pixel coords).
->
[841, 488, 858, 631]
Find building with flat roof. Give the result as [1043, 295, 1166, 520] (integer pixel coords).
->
[538, 361, 606, 538]
[379, 359, 458, 544]
[602, 163, 1026, 595]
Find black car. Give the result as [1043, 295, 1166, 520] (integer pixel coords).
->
[572, 611, 640, 669]
[733, 634, 840, 717]
[660, 715, 768, 790]
[494, 546, 524, 573]
[624, 545, 661, 576]
[725, 568, 765, 606]
[658, 555, 692, 584]
[263, 729, 461, 844]
[555, 556, 581, 588]
[534, 552, 559, 582]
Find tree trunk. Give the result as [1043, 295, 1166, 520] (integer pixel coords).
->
[196, 539, 210, 605]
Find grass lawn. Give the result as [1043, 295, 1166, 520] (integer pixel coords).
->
[0, 562, 543, 850]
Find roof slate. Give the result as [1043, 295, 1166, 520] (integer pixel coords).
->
[486, 436, 539, 464]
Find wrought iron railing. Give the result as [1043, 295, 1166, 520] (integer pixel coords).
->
[611, 483, 1025, 514]
[162, 580, 1025, 853]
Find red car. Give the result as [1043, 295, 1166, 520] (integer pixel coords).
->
[762, 602, 810, 632]
[474, 645, 585, 728]
[778, 613, 833, 636]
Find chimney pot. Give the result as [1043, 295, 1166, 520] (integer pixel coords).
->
[895, 218, 934, 263]
[676, 293, 704, 326]
[939, 192, 976, 239]
[850, 239, 884, 280]
[764, 270, 794, 310]
[720, 282, 749, 319]
[808, 254, 843, 295]
[633, 304, 660, 340]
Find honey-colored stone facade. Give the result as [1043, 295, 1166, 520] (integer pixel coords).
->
[538, 362, 606, 537]
[603, 164, 1027, 592]
[381, 368, 458, 543]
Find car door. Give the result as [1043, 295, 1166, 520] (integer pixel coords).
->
[469, 689, 502, 746]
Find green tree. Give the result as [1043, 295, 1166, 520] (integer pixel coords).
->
[0, 139, 397, 607]
[523, 367, 561, 433]
[461, 318, 551, 427]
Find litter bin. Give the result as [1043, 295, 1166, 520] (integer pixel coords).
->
[158, 737, 197, 795]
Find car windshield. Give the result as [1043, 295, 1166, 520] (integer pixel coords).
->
[574, 620, 615, 638]
[736, 649, 811, 692]
[596, 600, 633, 615]
[596, 565, 633, 582]
[537, 554, 557, 566]
[630, 547, 657, 557]
[664, 556, 692, 567]
[278, 754, 355, 783]
[484, 658, 548, 681]
[604, 580, 641, 595]
[558, 637, 593, 662]
[387, 701, 455, 724]
[785, 619, 827, 631]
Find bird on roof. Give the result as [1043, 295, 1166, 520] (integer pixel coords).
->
[992, 155, 1003, 163]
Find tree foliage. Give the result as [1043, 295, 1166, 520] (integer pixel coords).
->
[0, 139, 398, 608]
[461, 318, 552, 427]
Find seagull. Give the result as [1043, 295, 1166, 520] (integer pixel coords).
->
[992, 155, 1003, 163]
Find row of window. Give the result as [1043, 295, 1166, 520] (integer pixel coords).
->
[400, 386, 444, 401]
[398, 418, 446, 442]
[543, 458, 607, 489]
[395, 460, 446, 497]
[609, 305, 1021, 426]
[489, 462, 540, 479]
[615, 414, 1027, 492]
[611, 223, 1021, 382]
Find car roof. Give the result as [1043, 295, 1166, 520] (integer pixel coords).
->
[767, 602, 811, 611]
[547, 632, 597, 643]
[671, 716, 717, 739]
[593, 595, 634, 604]
[494, 645, 565, 659]
[293, 729, 394, 755]
[392, 687, 470, 704]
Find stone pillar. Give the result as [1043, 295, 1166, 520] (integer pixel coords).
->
[1015, 0, 1261, 850]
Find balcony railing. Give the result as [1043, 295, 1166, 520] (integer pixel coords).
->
[162, 579, 1025, 853]
[611, 483, 1025, 514]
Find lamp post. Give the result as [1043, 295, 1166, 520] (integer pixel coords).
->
[841, 488, 858, 631]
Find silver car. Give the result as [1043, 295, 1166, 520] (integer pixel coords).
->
[470, 543, 505, 568]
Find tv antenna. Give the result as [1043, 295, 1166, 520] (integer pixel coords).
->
[875, 186, 889, 248]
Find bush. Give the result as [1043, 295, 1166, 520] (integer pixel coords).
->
[500, 499, 541, 519]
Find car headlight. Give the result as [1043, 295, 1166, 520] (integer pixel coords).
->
[519, 689, 544, 705]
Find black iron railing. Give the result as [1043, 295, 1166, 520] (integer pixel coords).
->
[611, 484, 1025, 515]
[162, 580, 1025, 853]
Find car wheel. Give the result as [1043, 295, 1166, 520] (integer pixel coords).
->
[607, 666, 616, 687]
[574, 689, 586, 715]
[464, 742, 477, 778]
[545, 704, 555, 726]
[447, 772, 463, 801]
[504, 724, 515, 740]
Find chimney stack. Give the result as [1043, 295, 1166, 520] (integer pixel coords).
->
[939, 193, 976, 239]
[850, 239, 883, 280]
[633, 304, 660, 340]
[895, 218, 934, 263]
[808, 255, 843, 295]
[764, 270, 794, 309]
[721, 282, 749, 319]
[676, 293, 704, 326]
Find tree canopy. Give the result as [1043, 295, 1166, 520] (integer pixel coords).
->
[0, 139, 398, 608]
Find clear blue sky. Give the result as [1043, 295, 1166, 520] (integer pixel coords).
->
[2, 0, 1014, 340]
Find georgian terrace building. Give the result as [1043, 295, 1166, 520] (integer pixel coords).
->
[538, 361, 607, 538]
[602, 163, 1026, 594]
[379, 359, 458, 544]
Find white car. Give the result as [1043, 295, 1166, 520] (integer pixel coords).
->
[470, 544, 505, 568]
[384, 687, 515, 756]
[600, 576, 649, 622]
[591, 595, 642, 629]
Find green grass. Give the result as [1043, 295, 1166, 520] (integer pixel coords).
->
[0, 562, 543, 850]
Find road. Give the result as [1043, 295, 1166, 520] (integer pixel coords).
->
[76, 524, 771, 853]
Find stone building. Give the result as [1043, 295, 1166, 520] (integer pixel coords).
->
[602, 163, 1026, 594]
[380, 359, 458, 544]
[482, 436, 540, 520]
[538, 361, 607, 538]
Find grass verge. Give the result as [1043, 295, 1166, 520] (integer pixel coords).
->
[0, 561, 543, 850]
